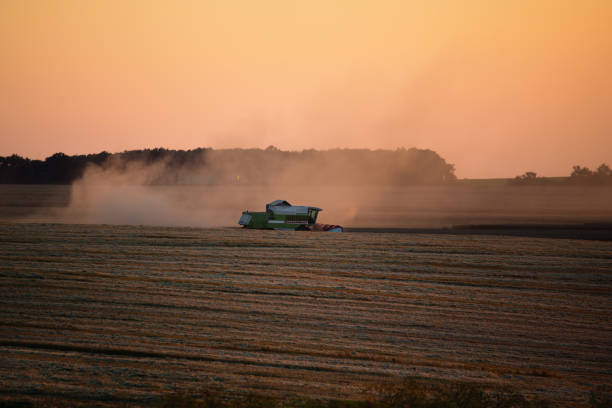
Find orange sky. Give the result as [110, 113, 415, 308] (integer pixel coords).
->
[1, 0, 611, 178]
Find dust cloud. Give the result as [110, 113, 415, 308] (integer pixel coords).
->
[61, 151, 380, 227]
[58, 150, 612, 228]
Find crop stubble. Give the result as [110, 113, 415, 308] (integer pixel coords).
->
[0, 223, 611, 406]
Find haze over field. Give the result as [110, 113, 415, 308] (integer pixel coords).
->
[1, 0, 611, 178]
[1, 4, 612, 406]
[1, 148, 612, 228]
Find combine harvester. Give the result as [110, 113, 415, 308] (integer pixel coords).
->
[238, 200, 343, 231]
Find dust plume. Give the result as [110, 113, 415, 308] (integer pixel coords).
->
[59, 148, 452, 227]
[58, 148, 612, 228]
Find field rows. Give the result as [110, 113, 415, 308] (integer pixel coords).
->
[1, 223, 611, 406]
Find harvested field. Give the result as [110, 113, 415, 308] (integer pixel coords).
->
[1, 222, 611, 406]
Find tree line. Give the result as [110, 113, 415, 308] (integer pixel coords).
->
[512, 164, 612, 186]
[0, 147, 457, 185]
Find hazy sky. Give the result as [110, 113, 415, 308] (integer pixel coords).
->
[1, 0, 611, 178]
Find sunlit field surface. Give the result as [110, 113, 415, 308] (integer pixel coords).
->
[1, 222, 610, 406]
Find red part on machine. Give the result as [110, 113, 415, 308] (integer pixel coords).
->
[311, 223, 343, 232]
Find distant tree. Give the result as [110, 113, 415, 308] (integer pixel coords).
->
[45, 152, 76, 183]
[596, 163, 611, 177]
[89, 151, 111, 166]
[571, 165, 593, 178]
[595, 163, 612, 185]
[569, 163, 612, 185]
[522, 171, 537, 180]
[512, 171, 538, 185]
